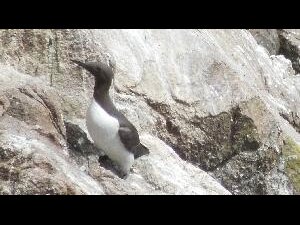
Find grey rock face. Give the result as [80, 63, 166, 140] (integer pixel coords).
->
[0, 66, 229, 195]
[0, 29, 300, 195]
[278, 29, 300, 74]
[249, 29, 280, 55]
[0, 70, 104, 194]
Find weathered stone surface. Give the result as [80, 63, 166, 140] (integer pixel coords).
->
[249, 29, 280, 55]
[0, 29, 300, 195]
[0, 69, 104, 194]
[282, 138, 300, 194]
[211, 98, 289, 194]
[0, 67, 229, 195]
[278, 29, 300, 74]
[280, 111, 300, 133]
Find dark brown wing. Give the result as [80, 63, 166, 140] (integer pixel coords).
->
[96, 97, 149, 159]
[118, 126, 140, 151]
[118, 121, 149, 159]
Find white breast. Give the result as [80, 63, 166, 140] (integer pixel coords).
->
[86, 98, 134, 174]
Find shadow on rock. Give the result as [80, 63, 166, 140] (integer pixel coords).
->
[64, 120, 126, 178]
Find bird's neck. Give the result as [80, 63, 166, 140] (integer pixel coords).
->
[93, 81, 115, 111]
[94, 88, 110, 102]
[95, 77, 111, 89]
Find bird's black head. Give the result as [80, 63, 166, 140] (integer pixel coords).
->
[71, 60, 114, 90]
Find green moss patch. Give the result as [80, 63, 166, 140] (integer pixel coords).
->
[282, 137, 300, 193]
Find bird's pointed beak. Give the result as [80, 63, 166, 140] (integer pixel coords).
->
[71, 59, 87, 68]
[71, 59, 95, 76]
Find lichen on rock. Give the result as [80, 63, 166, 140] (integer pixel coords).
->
[282, 137, 300, 194]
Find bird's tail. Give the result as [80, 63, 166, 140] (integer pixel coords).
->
[133, 143, 150, 159]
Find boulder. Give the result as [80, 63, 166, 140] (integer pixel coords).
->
[0, 29, 300, 194]
[249, 29, 280, 55]
[0, 66, 229, 195]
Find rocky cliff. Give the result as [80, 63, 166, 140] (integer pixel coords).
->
[0, 29, 299, 195]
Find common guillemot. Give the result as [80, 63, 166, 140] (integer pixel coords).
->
[72, 60, 149, 177]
